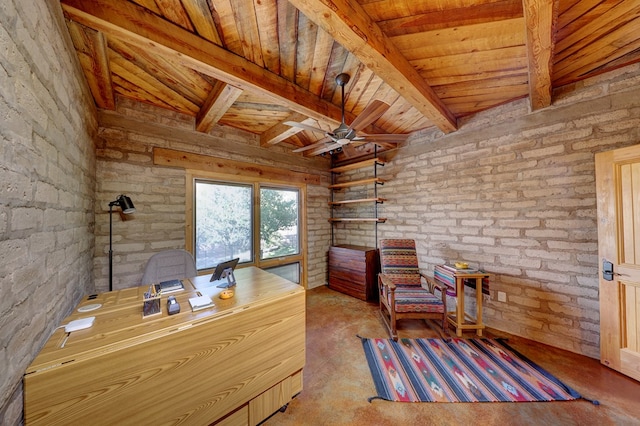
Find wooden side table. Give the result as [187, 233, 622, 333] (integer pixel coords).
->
[441, 270, 490, 337]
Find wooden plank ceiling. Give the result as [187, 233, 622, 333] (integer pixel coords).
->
[60, 0, 640, 161]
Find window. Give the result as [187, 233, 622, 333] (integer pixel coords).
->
[190, 175, 305, 285]
[194, 181, 252, 270]
[260, 187, 299, 260]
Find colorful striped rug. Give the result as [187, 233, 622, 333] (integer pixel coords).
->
[361, 337, 582, 403]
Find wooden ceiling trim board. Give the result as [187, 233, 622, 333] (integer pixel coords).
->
[322, 47, 360, 105]
[339, 66, 374, 111]
[211, 0, 244, 55]
[359, 0, 465, 21]
[130, 0, 162, 15]
[294, 13, 318, 90]
[181, 0, 222, 45]
[559, 0, 626, 39]
[447, 95, 529, 115]
[66, 21, 115, 109]
[554, 28, 640, 85]
[392, 18, 526, 59]
[374, 0, 524, 37]
[288, 0, 457, 133]
[435, 74, 529, 98]
[109, 50, 200, 114]
[196, 80, 243, 132]
[276, 0, 298, 82]
[254, 0, 281, 73]
[154, 0, 195, 32]
[556, 0, 585, 18]
[442, 84, 530, 103]
[308, 29, 335, 96]
[61, 0, 354, 129]
[555, 10, 640, 76]
[108, 37, 211, 105]
[232, 0, 265, 66]
[110, 73, 181, 112]
[556, 0, 603, 30]
[349, 75, 385, 117]
[412, 46, 528, 74]
[523, 0, 558, 110]
[426, 67, 530, 87]
[555, 1, 639, 63]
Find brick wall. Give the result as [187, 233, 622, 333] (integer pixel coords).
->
[96, 97, 331, 292]
[0, 1, 98, 424]
[334, 63, 640, 358]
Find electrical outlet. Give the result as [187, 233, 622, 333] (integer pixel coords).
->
[497, 291, 507, 303]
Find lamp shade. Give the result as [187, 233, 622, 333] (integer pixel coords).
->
[118, 195, 135, 214]
[110, 195, 136, 214]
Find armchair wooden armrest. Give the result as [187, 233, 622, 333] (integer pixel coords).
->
[420, 272, 445, 291]
[378, 273, 396, 290]
[422, 273, 448, 310]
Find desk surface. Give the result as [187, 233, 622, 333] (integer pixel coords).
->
[26, 267, 304, 374]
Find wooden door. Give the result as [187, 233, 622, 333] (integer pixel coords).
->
[595, 144, 640, 382]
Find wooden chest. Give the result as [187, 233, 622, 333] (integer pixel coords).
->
[328, 245, 379, 301]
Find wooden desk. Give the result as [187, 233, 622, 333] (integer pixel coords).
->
[24, 267, 305, 425]
[446, 271, 489, 337]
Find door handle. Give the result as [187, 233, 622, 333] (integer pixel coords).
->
[603, 260, 614, 281]
[602, 259, 624, 281]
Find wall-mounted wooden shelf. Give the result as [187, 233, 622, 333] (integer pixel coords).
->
[329, 197, 386, 206]
[328, 177, 385, 189]
[329, 217, 387, 223]
[330, 158, 386, 173]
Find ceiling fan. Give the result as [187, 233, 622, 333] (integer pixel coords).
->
[287, 73, 408, 156]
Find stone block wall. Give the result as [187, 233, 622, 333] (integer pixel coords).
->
[334, 63, 640, 358]
[96, 98, 331, 292]
[0, 1, 98, 424]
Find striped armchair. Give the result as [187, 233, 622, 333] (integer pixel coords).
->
[378, 239, 447, 340]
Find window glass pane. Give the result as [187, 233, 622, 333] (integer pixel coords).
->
[264, 263, 300, 284]
[195, 181, 252, 270]
[260, 187, 299, 260]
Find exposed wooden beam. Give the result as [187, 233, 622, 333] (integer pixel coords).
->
[66, 20, 115, 109]
[153, 147, 322, 185]
[98, 109, 330, 171]
[61, 0, 351, 129]
[523, 0, 558, 111]
[288, 0, 457, 134]
[196, 81, 243, 133]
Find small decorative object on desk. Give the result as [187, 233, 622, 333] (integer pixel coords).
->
[142, 285, 161, 317]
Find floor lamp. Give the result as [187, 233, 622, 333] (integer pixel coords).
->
[109, 195, 136, 292]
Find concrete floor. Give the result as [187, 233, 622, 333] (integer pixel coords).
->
[264, 285, 640, 426]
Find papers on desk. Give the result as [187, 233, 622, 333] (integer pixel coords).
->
[188, 295, 214, 312]
[155, 279, 184, 294]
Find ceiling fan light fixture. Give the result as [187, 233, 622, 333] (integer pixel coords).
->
[336, 138, 351, 145]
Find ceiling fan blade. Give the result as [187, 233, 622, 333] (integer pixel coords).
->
[306, 142, 341, 156]
[348, 100, 390, 132]
[284, 121, 328, 135]
[292, 137, 333, 152]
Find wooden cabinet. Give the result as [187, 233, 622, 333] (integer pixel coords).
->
[328, 245, 379, 301]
